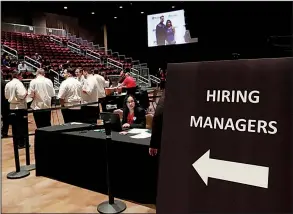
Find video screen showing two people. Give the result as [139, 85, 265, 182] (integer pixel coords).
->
[156, 15, 176, 46]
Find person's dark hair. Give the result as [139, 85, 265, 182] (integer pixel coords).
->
[66, 67, 75, 76]
[166, 19, 172, 26]
[123, 94, 139, 110]
[7, 70, 19, 80]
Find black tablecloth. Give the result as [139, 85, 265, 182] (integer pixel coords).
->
[36, 123, 99, 133]
[35, 128, 158, 203]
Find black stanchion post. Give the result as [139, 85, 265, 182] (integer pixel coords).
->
[97, 121, 126, 214]
[20, 110, 35, 171]
[7, 113, 30, 179]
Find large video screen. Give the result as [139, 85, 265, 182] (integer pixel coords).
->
[147, 9, 187, 47]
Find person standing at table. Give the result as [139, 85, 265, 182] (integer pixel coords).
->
[75, 67, 85, 87]
[149, 92, 165, 156]
[94, 69, 107, 111]
[122, 94, 146, 129]
[81, 68, 99, 124]
[1, 78, 10, 138]
[121, 72, 137, 95]
[58, 68, 82, 123]
[28, 68, 55, 128]
[5, 70, 28, 149]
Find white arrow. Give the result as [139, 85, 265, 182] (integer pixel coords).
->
[192, 150, 269, 188]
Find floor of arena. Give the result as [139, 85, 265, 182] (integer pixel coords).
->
[2, 112, 156, 213]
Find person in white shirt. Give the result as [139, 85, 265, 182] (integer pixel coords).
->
[18, 61, 28, 73]
[4, 70, 28, 149]
[28, 68, 55, 128]
[94, 69, 107, 112]
[81, 69, 100, 124]
[57, 68, 82, 123]
[75, 68, 85, 86]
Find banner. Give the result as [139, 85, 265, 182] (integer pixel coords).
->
[157, 58, 293, 213]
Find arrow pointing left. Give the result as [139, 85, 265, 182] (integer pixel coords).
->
[192, 150, 269, 188]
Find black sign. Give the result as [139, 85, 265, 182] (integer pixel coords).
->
[157, 58, 293, 213]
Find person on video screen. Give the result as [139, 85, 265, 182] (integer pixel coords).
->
[166, 20, 176, 45]
[156, 15, 166, 46]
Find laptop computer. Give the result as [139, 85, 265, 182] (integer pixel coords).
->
[100, 112, 124, 132]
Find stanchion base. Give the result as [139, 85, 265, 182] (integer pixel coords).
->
[20, 164, 36, 171]
[97, 200, 126, 214]
[7, 170, 30, 179]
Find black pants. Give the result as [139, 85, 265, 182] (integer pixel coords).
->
[160, 80, 165, 90]
[33, 111, 51, 128]
[1, 107, 10, 135]
[10, 109, 28, 147]
[81, 106, 100, 124]
[61, 109, 81, 124]
[126, 87, 137, 96]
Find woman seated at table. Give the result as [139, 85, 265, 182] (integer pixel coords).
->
[122, 94, 146, 129]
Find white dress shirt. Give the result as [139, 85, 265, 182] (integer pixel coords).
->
[94, 74, 107, 98]
[18, 63, 28, 73]
[5, 78, 27, 110]
[77, 75, 85, 87]
[57, 77, 82, 109]
[81, 74, 99, 107]
[28, 75, 55, 110]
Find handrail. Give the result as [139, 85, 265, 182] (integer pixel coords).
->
[68, 43, 81, 53]
[140, 63, 148, 67]
[108, 61, 124, 70]
[24, 61, 39, 70]
[2, 44, 18, 59]
[85, 52, 101, 63]
[150, 75, 161, 84]
[1, 49, 18, 60]
[2, 22, 63, 31]
[130, 72, 150, 85]
[50, 36, 62, 44]
[86, 49, 101, 57]
[107, 58, 123, 67]
[68, 41, 80, 49]
[24, 55, 41, 68]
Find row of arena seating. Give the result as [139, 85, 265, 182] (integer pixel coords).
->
[1, 31, 126, 74]
[57, 36, 133, 69]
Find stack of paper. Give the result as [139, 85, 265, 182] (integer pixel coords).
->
[130, 132, 151, 139]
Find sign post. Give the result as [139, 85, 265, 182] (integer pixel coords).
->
[157, 58, 293, 213]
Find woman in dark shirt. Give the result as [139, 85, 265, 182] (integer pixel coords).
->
[122, 95, 146, 129]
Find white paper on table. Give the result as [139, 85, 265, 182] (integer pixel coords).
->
[130, 132, 151, 139]
[71, 122, 83, 125]
[127, 128, 149, 134]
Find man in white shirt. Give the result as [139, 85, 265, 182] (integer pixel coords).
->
[75, 67, 85, 86]
[18, 61, 28, 73]
[57, 68, 82, 123]
[5, 70, 28, 149]
[94, 69, 107, 112]
[81, 69, 100, 124]
[28, 68, 55, 128]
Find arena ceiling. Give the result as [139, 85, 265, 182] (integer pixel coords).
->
[2, 1, 185, 22]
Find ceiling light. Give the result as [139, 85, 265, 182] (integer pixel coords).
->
[172, 6, 175, 8]
[119, 6, 123, 8]
[141, 12, 144, 14]
[114, 17, 117, 19]
[64, 6, 67, 9]
[91, 12, 95, 15]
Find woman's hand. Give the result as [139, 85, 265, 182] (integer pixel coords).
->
[122, 123, 130, 128]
